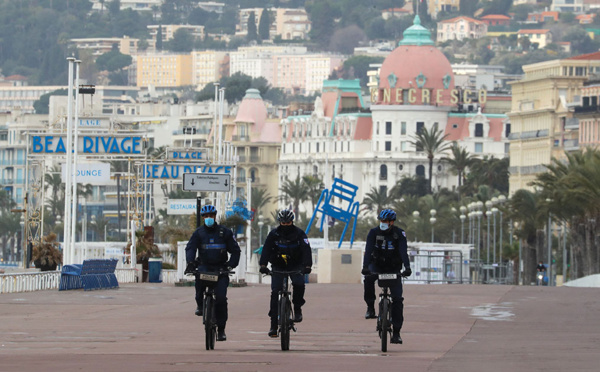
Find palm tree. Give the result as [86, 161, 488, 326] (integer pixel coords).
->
[302, 175, 324, 215]
[508, 189, 547, 284]
[410, 126, 451, 194]
[251, 187, 273, 217]
[279, 176, 308, 220]
[44, 165, 63, 216]
[443, 142, 476, 191]
[362, 186, 394, 215]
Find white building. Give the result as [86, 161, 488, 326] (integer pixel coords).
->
[278, 17, 509, 212]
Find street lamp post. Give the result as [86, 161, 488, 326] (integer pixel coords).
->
[498, 195, 506, 266]
[459, 213, 466, 244]
[546, 198, 553, 286]
[492, 207, 498, 264]
[412, 211, 420, 242]
[430, 209, 437, 243]
[20, 215, 25, 267]
[258, 214, 264, 248]
[486, 209, 492, 265]
[158, 215, 164, 244]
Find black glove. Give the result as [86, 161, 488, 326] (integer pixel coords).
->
[361, 267, 371, 276]
[184, 262, 197, 274]
[259, 266, 270, 275]
[302, 267, 312, 274]
[402, 268, 412, 277]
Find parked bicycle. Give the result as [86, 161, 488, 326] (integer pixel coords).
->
[192, 269, 233, 350]
[372, 271, 405, 352]
[269, 269, 302, 351]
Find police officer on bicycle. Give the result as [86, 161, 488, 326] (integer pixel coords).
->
[185, 204, 241, 342]
[362, 209, 412, 344]
[259, 209, 313, 338]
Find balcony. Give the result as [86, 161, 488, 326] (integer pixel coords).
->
[564, 139, 579, 151]
[237, 155, 247, 162]
[250, 155, 261, 162]
[574, 104, 600, 114]
[565, 118, 579, 130]
[232, 135, 249, 142]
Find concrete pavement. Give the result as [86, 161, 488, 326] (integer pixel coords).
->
[0, 282, 598, 371]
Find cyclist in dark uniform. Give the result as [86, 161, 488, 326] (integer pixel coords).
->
[259, 209, 313, 338]
[362, 209, 412, 344]
[184, 204, 241, 342]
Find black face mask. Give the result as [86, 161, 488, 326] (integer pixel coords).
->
[280, 225, 294, 233]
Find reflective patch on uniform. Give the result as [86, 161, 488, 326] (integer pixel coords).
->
[402, 231, 406, 237]
[304, 238, 309, 244]
[205, 243, 226, 250]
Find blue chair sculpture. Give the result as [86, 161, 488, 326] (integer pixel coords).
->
[306, 177, 360, 248]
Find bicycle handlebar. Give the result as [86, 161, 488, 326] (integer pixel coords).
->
[269, 269, 302, 275]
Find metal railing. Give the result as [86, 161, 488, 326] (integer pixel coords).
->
[404, 251, 466, 284]
[0, 268, 138, 294]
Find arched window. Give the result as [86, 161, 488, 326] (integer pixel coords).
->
[416, 165, 426, 177]
[250, 168, 257, 182]
[313, 165, 318, 175]
[238, 168, 246, 182]
[380, 164, 388, 180]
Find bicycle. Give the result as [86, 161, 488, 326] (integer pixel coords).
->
[269, 269, 302, 351]
[192, 269, 233, 350]
[371, 271, 404, 352]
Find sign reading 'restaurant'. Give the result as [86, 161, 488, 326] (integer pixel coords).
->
[31, 135, 143, 154]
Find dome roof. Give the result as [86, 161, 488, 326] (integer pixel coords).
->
[234, 89, 267, 129]
[377, 16, 455, 106]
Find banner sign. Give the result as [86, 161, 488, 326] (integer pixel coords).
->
[167, 199, 197, 215]
[143, 164, 233, 179]
[32, 135, 144, 155]
[78, 118, 110, 128]
[167, 147, 211, 161]
[61, 162, 112, 185]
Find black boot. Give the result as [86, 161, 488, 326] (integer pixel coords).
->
[391, 328, 402, 344]
[293, 307, 303, 323]
[268, 319, 278, 338]
[217, 327, 226, 341]
[195, 306, 202, 316]
[365, 306, 376, 319]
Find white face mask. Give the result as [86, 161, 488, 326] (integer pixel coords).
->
[379, 222, 389, 231]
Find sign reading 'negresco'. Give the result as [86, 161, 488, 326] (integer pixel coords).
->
[32, 135, 143, 154]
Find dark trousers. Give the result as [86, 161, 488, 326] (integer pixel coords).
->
[364, 271, 404, 331]
[269, 271, 305, 322]
[195, 274, 230, 329]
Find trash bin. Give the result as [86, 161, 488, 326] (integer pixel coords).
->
[148, 257, 163, 283]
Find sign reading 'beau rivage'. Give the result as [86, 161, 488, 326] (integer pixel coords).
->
[31, 135, 144, 154]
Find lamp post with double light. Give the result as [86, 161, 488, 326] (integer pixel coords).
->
[459, 206, 467, 243]
[258, 214, 265, 249]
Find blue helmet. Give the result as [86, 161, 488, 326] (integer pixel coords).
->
[200, 205, 217, 216]
[378, 209, 396, 221]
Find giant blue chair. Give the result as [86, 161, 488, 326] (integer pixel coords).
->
[306, 177, 360, 248]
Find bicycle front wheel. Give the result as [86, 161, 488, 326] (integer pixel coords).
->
[204, 296, 216, 350]
[280, 296, 290, 351]
[380, 298, 390, 352]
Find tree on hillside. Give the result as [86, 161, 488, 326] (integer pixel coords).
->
[247, 11, 258, 42]
[459, 0, 478, 16]
[258, 7, 271, 41]
[164, 29, 195, 52]
[33, 89, 68, 115]
[156, 25, 163, 51]
[340, 55, 385, 88]
[306, 1, 337, 49]
[95, 46, 132, 72]
[329, 25, 368, 54]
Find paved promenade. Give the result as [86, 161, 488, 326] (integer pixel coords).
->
[0, 282, 598, 372]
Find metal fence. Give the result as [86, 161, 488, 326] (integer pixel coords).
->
[404, 250, 467, 284]
[0, 268, 138, 294]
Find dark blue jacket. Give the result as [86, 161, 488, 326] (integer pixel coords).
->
[363, 225, 410, 272]
[259, 225, 312, 269]
[185, 224, 241, 268]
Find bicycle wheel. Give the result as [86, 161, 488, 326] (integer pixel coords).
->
[280, 296, 290, 351]
[204, 296, 216, 350]
[380, 298, 389, 352]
